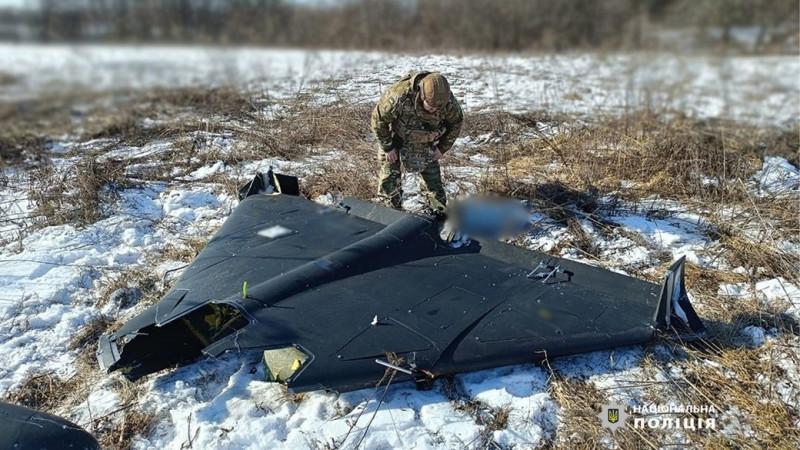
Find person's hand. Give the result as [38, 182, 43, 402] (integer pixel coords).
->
[386, 149, 399, 163]
[432, 147, 443, 162]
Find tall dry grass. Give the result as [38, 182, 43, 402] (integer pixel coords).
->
[1, 76, 798, 449]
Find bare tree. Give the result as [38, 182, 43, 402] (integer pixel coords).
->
[20, 0, 799, 52]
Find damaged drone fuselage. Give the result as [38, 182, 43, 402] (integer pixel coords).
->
[98, 174, 704, 392]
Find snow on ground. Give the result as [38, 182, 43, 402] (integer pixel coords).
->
[1, 43, 798, 127]
[0, 45, 798, 448]
[0, 180, 236, 393]
[750, 156, 800, 196]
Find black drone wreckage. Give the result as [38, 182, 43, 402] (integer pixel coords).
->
[0, 402, 100, 450]
[97, 171, 705, 392]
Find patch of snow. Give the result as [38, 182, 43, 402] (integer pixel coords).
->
[756, 278, 800, 318]
[742, 326, 767, 348]
[468, 153, 491, 164]
[181, 161, 227, 181]
[458, 365, 558, 448]
[751, 157, 800, 196]
[1, 45, 797, 126]
[0, 45, 798, 448]
[99, 141, 174, 162]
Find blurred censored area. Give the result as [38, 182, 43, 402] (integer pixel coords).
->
[445, 196, 532, 241]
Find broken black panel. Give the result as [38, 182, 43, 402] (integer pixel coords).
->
[101, 303, 248, 381]
[98, 174, 705, 392]
[0, 402, 100, 450]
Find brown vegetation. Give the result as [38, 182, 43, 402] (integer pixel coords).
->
[12, 0, 799, 53]
[1, 72, 797, 448]
[27, 157, 127, 228]
[6, 372, 82, 412]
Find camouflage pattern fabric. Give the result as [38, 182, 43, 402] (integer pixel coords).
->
[376, 147, 446, 209]
[371, 72, 463, 208]
[376, 148, 403, 208]
[418, 160, 447, 208]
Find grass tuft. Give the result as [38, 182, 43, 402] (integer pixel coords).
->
[5, 372, 81, 412]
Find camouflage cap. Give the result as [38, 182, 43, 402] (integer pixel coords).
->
[420, 73, 450, 108]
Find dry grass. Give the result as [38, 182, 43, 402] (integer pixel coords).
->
[98, 408, 156, 450]
[162, 236, 209, 263]
[548, 375, 620, 449]
[70, 315, 115, 365]
[717, 234, 799, 283]
[452, 109, 800, 448]
[467, 111, 784, 204]
[438, 377, 515, 447]
[87, 379, 156, 450]
[548, 335, 800, 449]
[232, 93, 373, 163]
[638, 338, 800, 448]
[4, 372, 82, 412]
[0, 133, 47, 167]
[456, 111, 798, 281]
[302, 149, 376, 200]
[96, 266, 163, 310]
[27, 156, 127, 228]
[0, 91, 133, 168]
[2, 75, 798, 449]
[1, 267, 165, 449]
[2, 368, 156, 449]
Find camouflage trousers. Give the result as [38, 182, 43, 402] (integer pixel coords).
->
[377, 148, 446, 210]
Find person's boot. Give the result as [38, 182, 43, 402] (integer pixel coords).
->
[373, 195, 403, 210]
[424, 193, 447, 221]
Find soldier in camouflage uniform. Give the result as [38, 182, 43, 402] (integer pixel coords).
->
[370, 72, 463, 211]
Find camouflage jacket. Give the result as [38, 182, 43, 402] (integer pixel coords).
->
[371, 72, 464, 158]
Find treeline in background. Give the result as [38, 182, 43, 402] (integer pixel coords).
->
[1, 0, 798, 53]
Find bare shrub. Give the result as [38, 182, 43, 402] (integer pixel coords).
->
[302, 151, 376, 201]
[0, 133, 47, 167]
[162, 236, 209, 263]
[27, 157, 126, 228]
[90, 380, 156, 450]
[5, 372, 80, 412]
[97, 408, 156, 450]
[96, 267, 162, 310]
[438, 377, 515, 447]
[641, 339, 800, 448]
[21, 0, 800, 54]
[237, 94, 373, 162]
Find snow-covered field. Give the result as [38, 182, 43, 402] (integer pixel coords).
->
[1, 44, 798, 126]
[0, 44, 798, 449]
